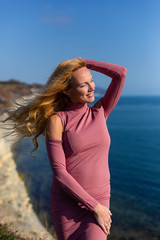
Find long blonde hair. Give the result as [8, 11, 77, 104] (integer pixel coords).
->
[1, 57, 86, 155]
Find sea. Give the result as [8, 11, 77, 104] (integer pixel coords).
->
[13, 96, 160, 239]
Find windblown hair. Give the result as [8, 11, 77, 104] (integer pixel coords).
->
[1, 57, 86, 155]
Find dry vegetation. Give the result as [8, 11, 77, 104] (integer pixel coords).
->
[0, 79, 43, 111]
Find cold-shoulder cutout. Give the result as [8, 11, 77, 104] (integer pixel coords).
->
[46, 114, 63, 141]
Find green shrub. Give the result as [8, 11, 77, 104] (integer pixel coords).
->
[18, 173, 24, 180]
[0, 223, 20, 240]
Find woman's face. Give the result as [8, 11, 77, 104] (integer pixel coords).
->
[64, 67, 95, 104]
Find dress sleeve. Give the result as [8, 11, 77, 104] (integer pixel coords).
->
[46, 138, 99, 212]
[83, 59, 127, 120]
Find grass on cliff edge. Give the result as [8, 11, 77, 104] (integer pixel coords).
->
[0, 223, 20, 240]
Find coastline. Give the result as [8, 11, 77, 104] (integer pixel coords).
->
[0, 118, 56, 240]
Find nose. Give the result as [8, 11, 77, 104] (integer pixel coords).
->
[88, 85, 94, 92]
[88, 83, 95, 92]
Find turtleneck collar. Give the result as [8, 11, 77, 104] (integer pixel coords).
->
[65, 101, 88, 112]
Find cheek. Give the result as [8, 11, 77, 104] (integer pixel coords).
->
[78, 88, 87, 95]
[71, 88, 86, 97]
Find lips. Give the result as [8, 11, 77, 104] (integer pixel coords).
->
[87, 92, 94, 97]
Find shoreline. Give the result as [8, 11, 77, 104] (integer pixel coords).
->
[0, 119, 56, 240]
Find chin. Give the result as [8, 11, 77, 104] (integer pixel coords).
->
[86, 96, 95, 103]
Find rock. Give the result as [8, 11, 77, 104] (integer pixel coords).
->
[0, 119, 56, 240]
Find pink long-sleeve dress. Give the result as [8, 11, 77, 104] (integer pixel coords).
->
[46, 59, 127, 240]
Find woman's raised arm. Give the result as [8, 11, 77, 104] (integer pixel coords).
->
[83, 58, 127, 120]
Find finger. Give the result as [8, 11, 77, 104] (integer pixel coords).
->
[109, 211, 112, 215]
[105, 220, 110, 227]
[106, 226, 110, 235]
[107, 223, 111, 230]
[107, 222, 111, 227]
[109, 218, 112, 223]
[102, 225, 108, 235]
[107, 225, 111, 233]
[106, 216, 112, 223]
[104, 223, 111, 232]
[106, 208, 112, 216]
[103, 227, 108, 235]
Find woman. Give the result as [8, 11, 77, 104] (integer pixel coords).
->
[45, 58, 127, 240]
[2, 57, 127, 240]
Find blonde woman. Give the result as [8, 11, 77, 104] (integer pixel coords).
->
[2, 57, 127, 240]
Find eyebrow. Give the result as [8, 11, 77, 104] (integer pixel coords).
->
[77, 77, 93, 86]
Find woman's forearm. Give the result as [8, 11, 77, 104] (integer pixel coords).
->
[83, 58, 127, 119]
[83, 58, 127, 80]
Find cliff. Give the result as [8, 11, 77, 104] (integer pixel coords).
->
[0, 124, 56, 240]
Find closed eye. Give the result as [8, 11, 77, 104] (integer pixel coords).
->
[80, 79, 94, 88]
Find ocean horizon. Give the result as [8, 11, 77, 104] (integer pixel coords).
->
[13, 95, 160, 239]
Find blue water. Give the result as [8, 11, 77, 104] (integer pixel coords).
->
[14, 96, 160, 235]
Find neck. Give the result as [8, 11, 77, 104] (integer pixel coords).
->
[65, 101, 88, 112]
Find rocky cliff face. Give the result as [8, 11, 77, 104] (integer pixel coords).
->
[0, 124, 56, 240]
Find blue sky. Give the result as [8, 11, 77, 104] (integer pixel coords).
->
[0, 0, 160, 96]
